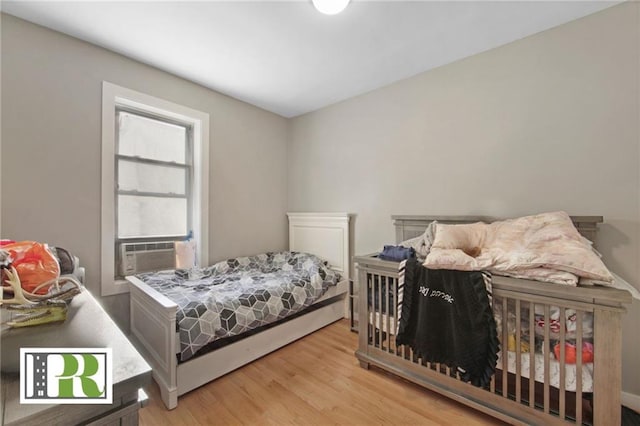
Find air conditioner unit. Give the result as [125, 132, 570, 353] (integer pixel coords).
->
[120, 241, 176, 276]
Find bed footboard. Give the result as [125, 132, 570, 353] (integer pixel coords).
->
[128, 277, 179, 409]
[127, 277, 349, 410]
[354, 255, 631, 425]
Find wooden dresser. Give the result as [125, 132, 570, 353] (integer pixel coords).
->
[1, 290, 152, 425]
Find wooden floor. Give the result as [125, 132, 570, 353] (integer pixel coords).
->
[139, 320, 506, 425]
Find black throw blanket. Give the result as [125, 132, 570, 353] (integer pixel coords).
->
[395, 259, 499, 387]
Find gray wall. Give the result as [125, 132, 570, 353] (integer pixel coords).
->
[289, 3, 640, 394]
[0, 14, 289, 330]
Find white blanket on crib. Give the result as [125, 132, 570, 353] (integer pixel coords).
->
[424, 211, 613, 286]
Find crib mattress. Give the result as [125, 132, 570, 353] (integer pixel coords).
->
[497, 350, 593, 392]
[367, 310, 595, 393]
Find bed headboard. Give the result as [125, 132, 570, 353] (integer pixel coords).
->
[392, 214, 603, 248]
[287, 212, 352, 281]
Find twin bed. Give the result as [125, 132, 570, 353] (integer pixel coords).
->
[355, 214, 632, 425]
[126, 213, 351, 409]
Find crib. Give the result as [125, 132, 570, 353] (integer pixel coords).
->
[354, 215, 632, 425]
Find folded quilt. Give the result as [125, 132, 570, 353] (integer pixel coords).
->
[424, 211, 613, 286]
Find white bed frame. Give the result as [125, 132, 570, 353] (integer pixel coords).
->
[127, 212, 351, 409]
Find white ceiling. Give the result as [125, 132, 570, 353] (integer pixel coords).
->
[2, 1, 621, 117]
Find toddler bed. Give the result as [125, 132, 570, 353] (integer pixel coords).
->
[355, 214, 632, 425]
[127, 212, 351, 409]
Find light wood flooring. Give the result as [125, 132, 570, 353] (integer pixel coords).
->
[139, 319, 505, 425]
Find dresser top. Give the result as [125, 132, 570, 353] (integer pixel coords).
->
[1, 290, 152, 425]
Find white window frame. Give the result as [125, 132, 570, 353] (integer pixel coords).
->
[101, 81, 209, 296]
[115, 107, 193, 241]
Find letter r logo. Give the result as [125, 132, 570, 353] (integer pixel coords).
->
[57, 354, 105, 398]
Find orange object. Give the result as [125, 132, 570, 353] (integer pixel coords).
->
[553, 341, 594, 364]
[3, 241, 60, 294]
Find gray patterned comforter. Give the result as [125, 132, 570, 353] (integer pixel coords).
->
[137, 251, 340, 361]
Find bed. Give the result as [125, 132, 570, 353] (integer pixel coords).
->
[127, 212, 351, 409]
[354, 214, 632, 425]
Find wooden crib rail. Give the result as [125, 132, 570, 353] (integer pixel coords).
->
[356, 254, 631, 310]
[354, 254, 631, 425]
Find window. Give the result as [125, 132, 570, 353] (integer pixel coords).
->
[102, 82, 209, 296]
[115, 109, 192, 276]
[116, 109, 191, 239]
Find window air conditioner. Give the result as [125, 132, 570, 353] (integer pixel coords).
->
[120, 241, 176, 275]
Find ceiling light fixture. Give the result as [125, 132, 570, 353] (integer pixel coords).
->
[312, 0, 350, 15]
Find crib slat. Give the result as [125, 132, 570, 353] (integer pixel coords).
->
[529, 303, 535, 408]
[398, 274, 410, 360]
[367, 274, 376, 346]
[386, 277, 391, 353]
[393, 277, 399, 356]
[502, 297, 508, 397]
[377, 275, 382, 350]
[380, 276, 385, 351]
[376, 275, 384, 350]
[515, 299, 521, 403]
[381, 276, 386, 351]
[576, 310, 583, 425]
[559, 307, 566, 419]
[368, 274, 372, 346]
[543, 305, 550, 414]
[372, 274, 377, 348]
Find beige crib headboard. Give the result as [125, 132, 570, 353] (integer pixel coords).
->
[392, 214, 603, 249]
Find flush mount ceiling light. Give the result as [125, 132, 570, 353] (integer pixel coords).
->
[312, 0, 350, 15]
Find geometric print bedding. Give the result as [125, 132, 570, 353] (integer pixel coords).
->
[137, 251, 341, 361]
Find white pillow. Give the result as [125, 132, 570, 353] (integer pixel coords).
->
[431, 222, 488, 258]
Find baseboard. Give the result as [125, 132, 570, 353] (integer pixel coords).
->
[622, 391, 640, 412]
